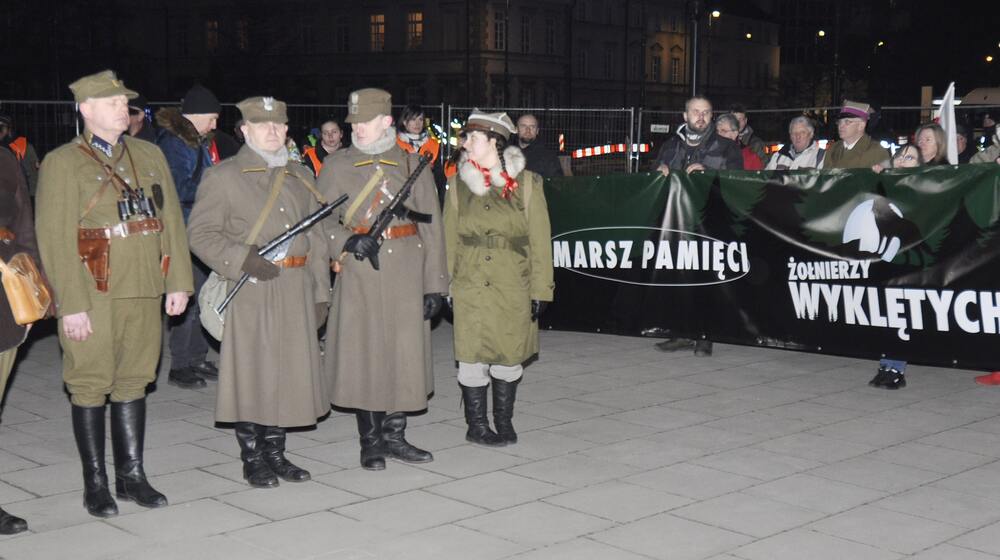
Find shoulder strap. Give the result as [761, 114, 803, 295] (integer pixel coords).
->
[245, 169, 286, 245]
[816, 148, 825, 165]
[287, 168, 326, 204]
[342, 167, 385, 227]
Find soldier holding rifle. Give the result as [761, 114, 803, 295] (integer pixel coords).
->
[187, 96, 331, 488]
[318, 88, 448, 471]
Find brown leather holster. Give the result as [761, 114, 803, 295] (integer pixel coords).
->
[78, 235, 110, 293]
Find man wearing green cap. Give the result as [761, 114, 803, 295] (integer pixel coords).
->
[35, 70, 194, 517]
[318, 88, 448, 471]
[187, 96, 331, 489]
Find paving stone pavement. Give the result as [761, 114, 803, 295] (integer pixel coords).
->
[0, 323, 998, 559]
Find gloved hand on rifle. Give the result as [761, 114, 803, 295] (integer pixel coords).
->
[241, 245, 280, 281]
[344, 234, 381, 269]
[424, 293, 443, 320]
[530, 300, 548, 322]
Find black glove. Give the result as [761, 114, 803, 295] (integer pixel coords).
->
[424, 293, 443, 320]
[241, 245, 280, 281]
[315, 302, 329, 325]
[530, 300, 548, 322]
[343, 234, 381, 270]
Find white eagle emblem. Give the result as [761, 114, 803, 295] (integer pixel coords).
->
[262, 97, 275, 111]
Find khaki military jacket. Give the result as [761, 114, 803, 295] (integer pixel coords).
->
[318, 135, 448, 412]
[821, 134, 890, 170]
[36, 133, 193, 317]
[444, 146, 554, 366]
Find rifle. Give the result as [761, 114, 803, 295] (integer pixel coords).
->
[215, 193, 348, 314]
[349, 153, 433, 270]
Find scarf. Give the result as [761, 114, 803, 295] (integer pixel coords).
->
[469, 159, 519, 200]
[245, 137, 289, 168]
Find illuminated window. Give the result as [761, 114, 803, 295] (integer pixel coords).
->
[370, 13, 385, 52]
[407, 12, 423, 49]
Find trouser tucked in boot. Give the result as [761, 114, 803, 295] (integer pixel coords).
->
[72, 404, 118, 518]
[356, 411, 387, 471]
[382, 412, 433, 463]
[460, 384, 505, 447]
[111, 399, 167, 508]
[262, 426, 310, 482]
[235, 422, 278, 488]
[492, 378, 520, 444]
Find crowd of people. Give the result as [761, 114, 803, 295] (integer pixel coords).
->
[1, 71, 999, 535]
[652, 94, 1000, 388]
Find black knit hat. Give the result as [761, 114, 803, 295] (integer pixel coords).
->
[181, 84, 221, 114]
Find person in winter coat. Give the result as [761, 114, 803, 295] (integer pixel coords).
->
[766, 116, 825, 170]
[187, 96, 331, 488]
[715, 114, 762, 170]
[303, 116, 347, 177]
[0, 149, 49, 533]
[729, 104, 768, 164]
[971, 123, 1000, 165]
[318, 88, 448, 471]
[155, 84, 223, 390]
[444, 111, 554, 446]
[819, 100, 890, 169]
[654, 96, 740, 358]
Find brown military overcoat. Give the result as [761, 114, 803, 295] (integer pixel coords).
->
[318, 137, 448, 412]
[187, 146, 331, 426]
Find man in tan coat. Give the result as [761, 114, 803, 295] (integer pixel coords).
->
[187, 97, 330, 488]
[318, 88, 448, 470]
[36, 70, 193, 517]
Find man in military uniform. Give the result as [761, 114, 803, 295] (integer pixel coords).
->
[318, 88, 448, 470]
[35, 71, 193, 517]
[187, 97, 330, 488]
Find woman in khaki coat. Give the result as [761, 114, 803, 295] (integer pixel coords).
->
[444, 111, 554, 446]
[187, 97, 330, 488]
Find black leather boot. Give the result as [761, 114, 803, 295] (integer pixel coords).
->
[382, 412, 434, 463]
[492, 378, 520, 444]
[235, 422, 279, 488]
[460, 384, 505, 447]
[262, 426, 310, 482]
[0, 508, 27, 535]
[110, 399, 168, 508]
[71, 404, 118, 518]
[356, 411, 387, 470]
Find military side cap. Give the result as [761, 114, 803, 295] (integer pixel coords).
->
[462, 110, 517, 139]
[837, 100, 872, 121]
[237, 96, 288, 124]
[346, 88, 392, 123]
[69, 70, 138, 103]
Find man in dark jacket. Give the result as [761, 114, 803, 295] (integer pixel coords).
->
[516, 114, 564, 177]
[654, 95, 741, 358]
[655, 96, 742, 176]
[127, 95, 157, 143]
[154, 84, 221, 389]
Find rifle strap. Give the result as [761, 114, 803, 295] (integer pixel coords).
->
[245, 168, 286, 246]
[342, 167, 384, 227]
[288, 168, 327, 204]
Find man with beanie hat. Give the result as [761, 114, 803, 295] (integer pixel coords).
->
[318, 88, 448, 471]
[187, 96, 331, 488]
[155, 84, 222, 390]
[35, 70, 193, 518]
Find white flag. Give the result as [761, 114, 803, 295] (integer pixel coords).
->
[940, 82, 958, 165]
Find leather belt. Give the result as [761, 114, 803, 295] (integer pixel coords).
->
[459, 235, 528, 252]
[274, 255, 307, 268]
[352, 223, 419, 240]
[0, 227, 13, 244]
[79, 218, 163, 240]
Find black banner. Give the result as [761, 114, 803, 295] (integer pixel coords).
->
[541, 165, 1000, 370]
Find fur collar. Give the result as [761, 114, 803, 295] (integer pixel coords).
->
[155, 107, 208, 149]
[352, 128, 397, 156]
[457, 145, 526, 196]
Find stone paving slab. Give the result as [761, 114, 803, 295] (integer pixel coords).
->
[0, 324, 997, 559]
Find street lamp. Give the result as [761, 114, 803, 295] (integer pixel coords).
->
[689, 3, 723, 97]
[988, 55, 994, 63]
[817, 29, 826, 38]
[745, 32, 752, 40]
